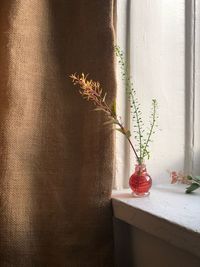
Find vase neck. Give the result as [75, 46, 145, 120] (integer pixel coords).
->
[135, 163, 146, 173]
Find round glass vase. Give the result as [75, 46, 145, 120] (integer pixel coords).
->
[129, 163, 152, 197]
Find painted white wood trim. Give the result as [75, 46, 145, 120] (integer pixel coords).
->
[112, 186, 200, 258]
[114, 0, 131, 189]
[129, 0, 185, 183]
[115, 0, 199, 187]
[193, 0, 200, 174]
[184, 0, 195, 175]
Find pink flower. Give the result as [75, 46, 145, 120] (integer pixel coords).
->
[170, 171, 191, 185]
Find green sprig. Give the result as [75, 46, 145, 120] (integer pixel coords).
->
[114, 45, 158, 164]
[186, 176, 200, 193]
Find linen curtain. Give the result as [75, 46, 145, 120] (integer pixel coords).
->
[0, 0, 116, 266]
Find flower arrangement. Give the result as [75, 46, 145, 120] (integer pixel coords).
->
[69, 46, 158, 196]
[170, 171, 200, 193]
[70, 46, 158, 166]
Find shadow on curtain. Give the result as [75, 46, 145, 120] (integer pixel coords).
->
[0, 0, 116, 266]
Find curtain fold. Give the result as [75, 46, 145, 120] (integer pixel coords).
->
[0, 0, 116, 266]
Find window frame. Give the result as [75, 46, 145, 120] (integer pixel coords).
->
[114, 0, 200, 189]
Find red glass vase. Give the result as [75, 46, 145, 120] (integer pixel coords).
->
[129, 164, 152, 197]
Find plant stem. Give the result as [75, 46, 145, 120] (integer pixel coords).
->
[115, 46, 143, 162]
[102, 99, 140, 163]
[70, 72, 141, 164]
[130, 90, 143, 162]
[142, 101, 156, 159]
[103, 97, 141, 163]
[115, 119, 140, 164]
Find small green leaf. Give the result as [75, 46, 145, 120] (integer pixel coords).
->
[187, 175, 193, 180]
[116, 128, 125, 135]
[111, 100, 117, 116]
[186, 183, 200, 194]
[126, 130, 131, 138]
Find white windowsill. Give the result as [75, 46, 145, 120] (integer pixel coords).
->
[112, 184, 200, 258]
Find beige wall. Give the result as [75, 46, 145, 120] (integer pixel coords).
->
[114, 218, 200, 267]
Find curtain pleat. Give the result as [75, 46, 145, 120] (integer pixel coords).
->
[0, 0, 116, 266]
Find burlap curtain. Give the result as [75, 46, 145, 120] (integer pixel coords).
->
[0, 0, 116, 266]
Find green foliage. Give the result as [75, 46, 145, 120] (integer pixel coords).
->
[70, 47, 158, 166]
[194, 176, 200, 181]
[187, 175, 193, 180]
[111, 100, 117, 117]
[186, 183, 200, 194]
[171, 172, 200, 194]
[185, 175, 200, 193]
[114, 45, 158, 164]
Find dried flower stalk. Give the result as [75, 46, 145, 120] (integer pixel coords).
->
[69, 47, 158, 165]
[70, 73, 140, 162]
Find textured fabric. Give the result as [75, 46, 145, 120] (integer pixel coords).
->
[0, 0, 116, 266]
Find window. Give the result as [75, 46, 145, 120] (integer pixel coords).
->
[114, 0, 200, 189]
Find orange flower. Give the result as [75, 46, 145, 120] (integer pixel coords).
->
[69, 73, 110, 112]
